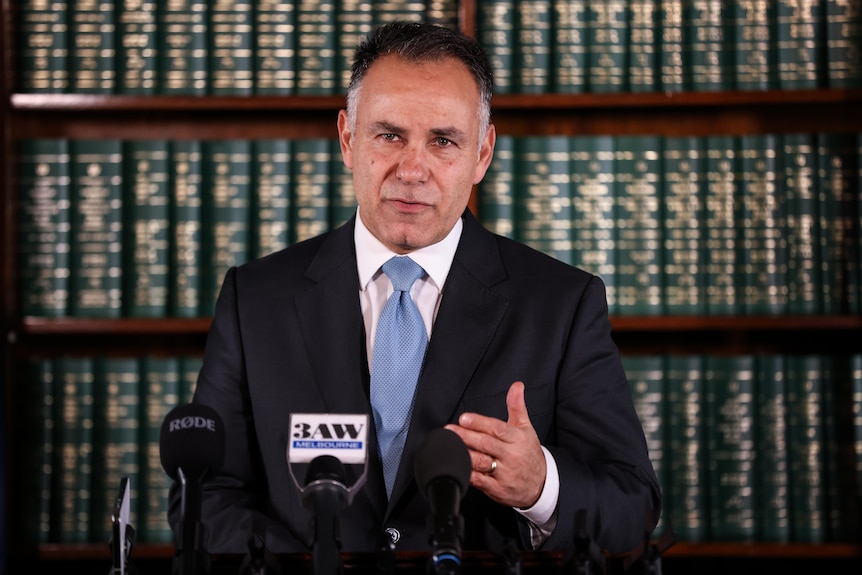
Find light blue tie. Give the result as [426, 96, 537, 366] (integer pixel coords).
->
[370, 256, 428, 498]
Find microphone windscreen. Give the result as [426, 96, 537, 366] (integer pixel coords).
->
[304, 454, 347, 486]
[159, 403, 226, 480]
[414, 428, 471, 497]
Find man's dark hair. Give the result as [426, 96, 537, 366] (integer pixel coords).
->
[346, 22, 494, 138]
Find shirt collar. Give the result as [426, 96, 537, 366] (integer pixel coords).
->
[355, 207, 463, 292]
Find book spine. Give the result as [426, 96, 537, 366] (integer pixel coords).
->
[123, 140, 171, 317]
[18, 0, 69, 92]
[732, 0, 775, 90]
[329, 139, 357, 229]
[371, 0, 425, 29]
[739, 134, 786, 315]
[781, 133, 821, 314]
[70, 0, 116, 93]
[18, 139, 72, 317]
[704, 136, 740, 315]
[254, 0, 297, 95]
[335, 0, 371, 93]
[69, 139, 124, 318]
[661, 136, 705, 315]
[514, 135, 573, 264]
[295, 0, 337, 94]
[478, 0, 516, 95]
[21, 358, 55, 544]
[853, 354, 862, 534]
[659, 0, 686, 92]
[775, 0, 823, 89]
[139, 356, 181, 543]
[754, 354, 790, 542]
[425, 0, 459, 29]
[170, 140, 204, 317]
[571, 135, 617, 312]
[627, 0, 658, 92]
[826, 0, 862, 88]
[706, 354, 756, 542]
[515, 0, 552, 93]
[117, 0, 157, 94]
[251, 139, 291, 258]
[551, 0, 586, 93]
[180, 356, 203, 402]
[292, 139, 332, 244]
[158, 0, 208, 95]
[586, 0, 628, 92]
[209, 0, 254, 95]
[477, 134, 516, 238]
[201, 140, 252, 316]
[665, 354, 707, 542]
[615, 135, 662, 315]
[91, 357, 141, 543]
[687, 0, 730, 91]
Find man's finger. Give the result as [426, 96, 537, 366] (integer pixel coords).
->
[506, 381, 532, 429]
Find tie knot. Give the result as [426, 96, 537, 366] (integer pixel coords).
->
[382, 256, 424, 292]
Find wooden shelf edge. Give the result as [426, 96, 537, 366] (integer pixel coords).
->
[19, 316, 212, 335]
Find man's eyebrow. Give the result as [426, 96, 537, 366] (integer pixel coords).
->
[371, 121, 404, 134]
[430, 126, 466, 140]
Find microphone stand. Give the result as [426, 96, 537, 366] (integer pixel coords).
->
[306, 479, 346, 575]
[175, 467, 211, 575]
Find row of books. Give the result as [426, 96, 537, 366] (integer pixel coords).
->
[17, 1, 862, 95]
[18, 133, 862, 319]
[18, 0, 458, 95]
[624, 353, 862, 543]
[479, 0, 862, 94]
[18, 355, 201, 545]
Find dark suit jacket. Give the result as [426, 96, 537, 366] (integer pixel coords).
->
[168, 211, 660, 558]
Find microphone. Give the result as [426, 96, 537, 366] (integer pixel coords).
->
[303, 455, 348, 575]
[160, 403, 226, 575]
[414, 428, 472, 575]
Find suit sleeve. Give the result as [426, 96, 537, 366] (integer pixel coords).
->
[167, 267, 306, 553]
[536, 275, 662, 556]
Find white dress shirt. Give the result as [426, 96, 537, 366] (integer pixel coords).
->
[354, 210, 559, 545]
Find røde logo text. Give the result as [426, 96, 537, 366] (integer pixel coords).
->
[169, 416, 217, 432]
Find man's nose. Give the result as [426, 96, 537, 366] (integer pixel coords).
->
[395, 144, 430, 184]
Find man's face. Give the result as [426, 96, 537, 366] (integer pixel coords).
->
[338, 54, 496, 254]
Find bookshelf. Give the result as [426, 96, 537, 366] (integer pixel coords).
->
[2, 1, 861, 574]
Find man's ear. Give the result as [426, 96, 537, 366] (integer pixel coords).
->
[473, 122, 497, 185]
[337, 109, 354, 170]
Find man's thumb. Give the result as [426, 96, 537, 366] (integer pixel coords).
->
[506, 381, 531, 427]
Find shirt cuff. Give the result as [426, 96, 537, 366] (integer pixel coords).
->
[514, 446, 559, 545]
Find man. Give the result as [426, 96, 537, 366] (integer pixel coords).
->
[169, 22, 660, 558]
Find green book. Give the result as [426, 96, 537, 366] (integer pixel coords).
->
[627, 0, 658, 92]
[781, 133, 821, 314]
[732, 0, 775, 90]
[292, 139, 332, 244]
[739, 134, 787, 315]
[329, 139, 357, 230]
[477, 0, 515, 95]
[425, 0, 458, 29]
[585, 0, 627, 92]
[754, 354, 790, 542]
[515, 0, 552, 93]
[704, 136, 740, 315]
[665, 355, 707, 542]
[776, 0, 822, 89]
[687, 0, 730, 91]
[201, 140, 252, 316]
[477, 134, 515, 239]
[123, 140, 171, 317]
[705, 354, 756, 542]
[826, 0, 862, 88]
[659, 0, 687, 92]
[251, 139, 291, 258]
[661, 136, 705, 315]
[138, 356, 181, 543]
[117, 0, 157, 94]
[18, 0, 69, 92]
[51, 356, 95, 543]
[786, 355, 827, 543]
[853, 354, 862, 532]
[371, 0, 425, 30]
[513, 136, 573, 265]
[158, 0, 208, 95]
[335, 0, 372, 93]
[20, 358, 55, 544]
[551, 0, 586, 93]
[209, 0, 253, 95]
[295, 0, 337, 94]
[817, 132, 860, 315]
[91, 357, 141, 543]
[254, 0, 296, 95]
[70, 0, 115, 93]
[180, 356, 203, 402]
[571, 135, 616, 312]
[18, 138, 71, 317]
[69, 139, 124, 318]
[170, 140, 204, 317]
[614, 135, 662, 315]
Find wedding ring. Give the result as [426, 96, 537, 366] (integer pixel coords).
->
[489, 459, 498, 474]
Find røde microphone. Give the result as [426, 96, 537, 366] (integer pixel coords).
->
[414, 428, 472, 575]
[160, 403, 225, 575]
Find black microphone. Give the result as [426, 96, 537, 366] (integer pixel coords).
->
[414, 428, 472, 575]
[160, 403, 226, 575]
[302, 455, 348, 575]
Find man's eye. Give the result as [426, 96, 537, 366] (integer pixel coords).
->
[381, 133, 398, 142]
[435, 137, 452, 147]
